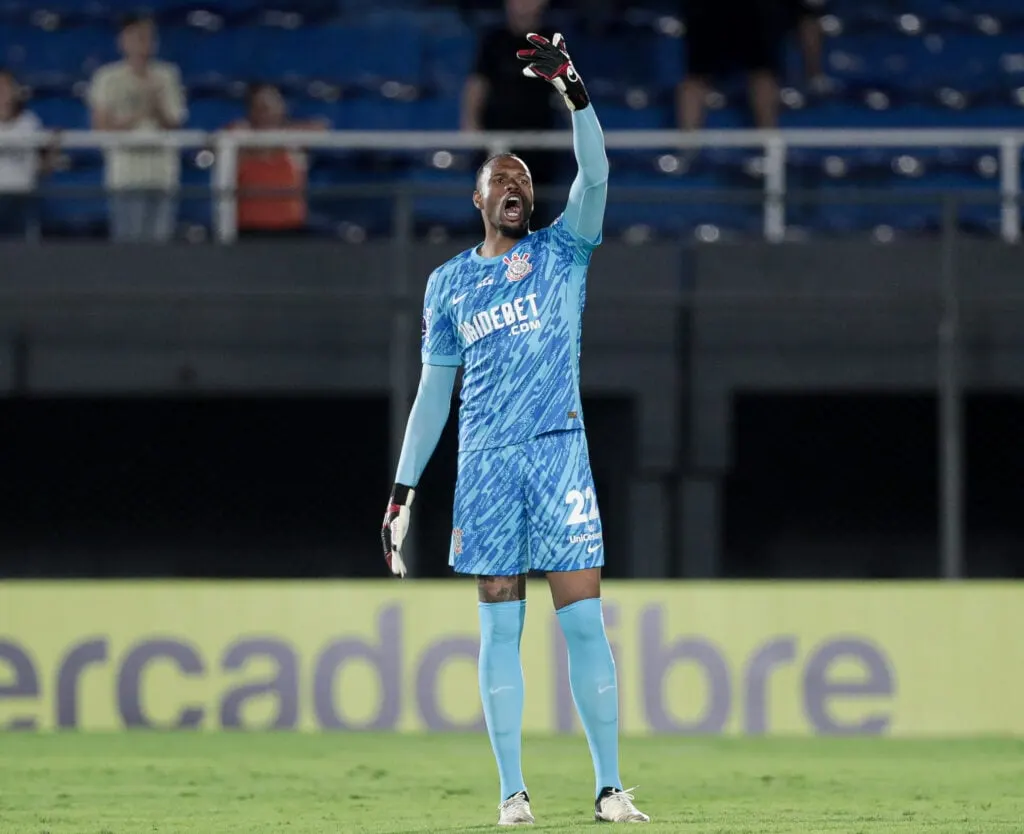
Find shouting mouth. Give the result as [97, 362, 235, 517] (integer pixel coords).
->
[502, 194, 524, 223]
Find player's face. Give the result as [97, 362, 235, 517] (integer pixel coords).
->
[474, 157, 534, 239]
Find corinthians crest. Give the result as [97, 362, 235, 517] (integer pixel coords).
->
[503, 252, 532, 282]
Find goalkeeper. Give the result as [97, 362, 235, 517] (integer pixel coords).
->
[381, 33, 650, 826]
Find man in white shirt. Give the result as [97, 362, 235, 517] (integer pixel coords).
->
[87, 15, 187, 243]
[0, 68, 44, 240]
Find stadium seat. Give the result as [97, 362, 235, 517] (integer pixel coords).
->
[412, 97, 460, 131]
[423, 30, 476, 97]
[39, 166, 108, 237]
[187, 98, 246, 131]
[602, 168, 760, 236]
[179, 155, 213, 232]
[0, 1, 1020, 240]
[31, 96, 89, 129]
[159, 28, 243, 93]
[407, 167, 477, 233]
[0, 25, 110, 87]
[307, 167, 394, 236]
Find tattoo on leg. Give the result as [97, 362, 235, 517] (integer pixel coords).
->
[477, 575, 526, 603]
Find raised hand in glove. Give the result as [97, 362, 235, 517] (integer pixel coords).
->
[381, 484, 414, 578]
[517, 32, 590, 112]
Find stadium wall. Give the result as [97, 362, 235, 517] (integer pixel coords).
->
[2, 582, 1022, 737]
[1, 241, 1023, 579]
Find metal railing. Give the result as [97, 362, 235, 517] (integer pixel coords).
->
[1, 127, 1022, 243]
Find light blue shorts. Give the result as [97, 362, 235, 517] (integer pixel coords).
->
[449, 429, 605, 576]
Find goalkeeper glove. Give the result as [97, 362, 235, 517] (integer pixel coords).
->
[381, 484, 414, 578]
[517, 32, 590, 112]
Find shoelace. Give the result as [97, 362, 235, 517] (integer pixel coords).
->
[606, 786, 641, 808]
[499, 792, 529, 811]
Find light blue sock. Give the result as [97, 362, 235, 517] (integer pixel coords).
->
[557, 597, 622, 798]
[478, 600, 527, 801]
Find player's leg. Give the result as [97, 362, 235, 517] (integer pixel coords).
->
[477, 574, 532, 824]
[526, 431, 650, 823]
[547, 567, 623, 795]
[449, 446, 533, 824]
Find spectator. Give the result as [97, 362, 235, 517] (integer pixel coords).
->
[784, 0, 826, 92]
[677, 0, 813, 131]
[0, 69, 50, 240]
[461, 0, 559, 227]
[228, 84, 327, 240]
[88, 15, 187, 243]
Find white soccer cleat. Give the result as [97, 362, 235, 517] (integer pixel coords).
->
[498, 790, 535, 826]
[594, 787, 650, 823]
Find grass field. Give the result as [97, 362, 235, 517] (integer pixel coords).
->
[0, 734, 1022, 833]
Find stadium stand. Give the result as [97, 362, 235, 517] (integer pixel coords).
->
[1, 0, 1022, 238]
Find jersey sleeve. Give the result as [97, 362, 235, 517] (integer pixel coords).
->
[548, 214, 599, 267]
[558, 107, 608, 256]
[420, 268, 462, 367]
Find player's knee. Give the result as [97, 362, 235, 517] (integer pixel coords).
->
[478, 601, 522, 644]
[556, 597, 607, 642]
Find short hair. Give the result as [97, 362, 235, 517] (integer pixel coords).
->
[475, 152, 527, 189]
[245, 82, 276, 108]
[0, 67, 24, 115]
[119, 13, 154, 31]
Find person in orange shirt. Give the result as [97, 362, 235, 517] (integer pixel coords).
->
[229, 84, 327, 239]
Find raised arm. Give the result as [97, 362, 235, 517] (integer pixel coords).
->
[517, 33, 608, 243]
[563, 107, 609, 244]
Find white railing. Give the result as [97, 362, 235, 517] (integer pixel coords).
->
[3, 128, 1022, 243]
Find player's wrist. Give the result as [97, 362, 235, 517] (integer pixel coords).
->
[389, 483, 416, 507]
[562, 82, 590, 112]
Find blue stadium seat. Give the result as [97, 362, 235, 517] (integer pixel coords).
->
[839, 33, 1017, 95]
[653, 35, 684, 93]
[40, 167, 108, 236]
[423, 30, 476, 97]
[407, 167, 477, 232]
[321, 23, 425, 90]
[0, 1, 1019, 240]
[0, 25, 106, 85]
[781, 99, 1024, 129]
[179, 155, 213, 231]
[307, 168, 393, 236]
[239, 27, 321, 84]
[187, 98, 246, 130]
[160, 28, 249, 88]
[331, 98, 420, 131]
[30, 97, 89, 129]
[603, 170, 759, 235]
[410, 97, 459, 131]
[914, 0, 1024, 19]
[598, 104, 674, 131]
[567, 31, 669, 100]
[792, 145, 1007, 234]
[282, 94, 336, 124]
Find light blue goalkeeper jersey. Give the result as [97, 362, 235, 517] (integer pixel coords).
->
[420, 214, 598, 452]
[394, 106, 608, 485]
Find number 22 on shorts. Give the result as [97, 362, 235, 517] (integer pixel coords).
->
[565, 487, 600, 525]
